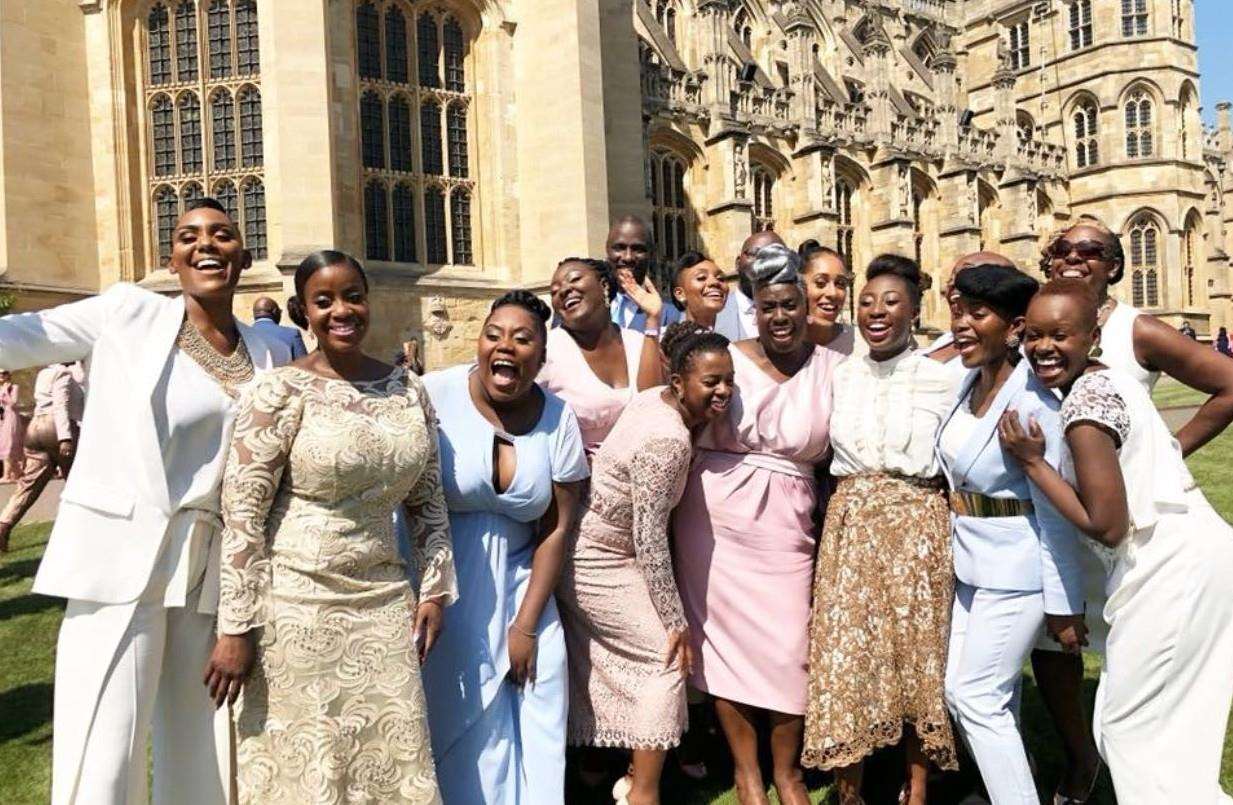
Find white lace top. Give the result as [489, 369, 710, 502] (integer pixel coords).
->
[1061, 369, 1193, 535]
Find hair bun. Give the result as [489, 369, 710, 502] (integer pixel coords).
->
[286, 295, 309, 330]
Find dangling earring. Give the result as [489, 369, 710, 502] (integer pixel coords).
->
[1089, 342, 1103, 359]
[1006, 334, 1021, 350]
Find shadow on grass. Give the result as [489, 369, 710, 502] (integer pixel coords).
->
[0, 593, 61, 622]
[0, 683, 52, 744]
[0, 555, 43, 584]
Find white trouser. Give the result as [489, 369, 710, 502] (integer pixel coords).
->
[1095, 501, 1233, 804]
[944, 582, 1044, 805]
[51, 583, 228, 805]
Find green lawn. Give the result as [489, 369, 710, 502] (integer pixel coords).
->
[1151, 377, 1210, 410]
[2, 426, 1231, 804]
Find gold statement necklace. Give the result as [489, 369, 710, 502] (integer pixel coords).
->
[176, 318, 255, 398]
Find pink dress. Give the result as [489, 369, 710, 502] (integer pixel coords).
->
[538, 326, 645, 457]
[558, 389, 692, 749]
[673, 344, 840, 715]
[0, 382, 23, 478]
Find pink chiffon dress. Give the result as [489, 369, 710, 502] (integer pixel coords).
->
[538, 326, 645, 458]
[672, 344, 841, 716]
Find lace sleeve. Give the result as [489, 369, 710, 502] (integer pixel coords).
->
[218, 371, 303, 635]
[403, 375, 458, 607]
[628, 436, 692, 632]
[1061, 371, 1130, 447]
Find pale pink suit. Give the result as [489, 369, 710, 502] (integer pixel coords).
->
[673, 344, 840, 715]
[0, 381, 23, 480]
[538, 326, 645, 458]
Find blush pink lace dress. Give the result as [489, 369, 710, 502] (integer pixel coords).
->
[557, 388, 692, 749]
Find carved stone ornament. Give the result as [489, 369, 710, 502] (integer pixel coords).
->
[424, 295, 453, 339]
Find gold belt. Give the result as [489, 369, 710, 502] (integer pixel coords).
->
[950, 490, 1034, 518]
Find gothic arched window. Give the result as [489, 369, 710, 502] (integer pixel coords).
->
[1128, 215, 1160, 308]
[648, 149, 692, 262]
[365, 180, 390, 261]
[154, 186, 179, 266]
[242, 178, 267, 259]
[389, 95, 413, 172]
[148, 5, 173, 86]
[357, 2, 382, 79]
[361, 91, 385, 169]
[358, 3, 476, 266]
[208, 0, 232, 78]
[386, 6, 409, 84]
[143, 2, 265, 269]
[211, 89, 236, 169]
[1124, 91, 1153, 158]
[1073, 101, 1099, 168]
[178, 93, 203, 174]
[151, 95, 176, 177]
[175, 1, 199, 82]
[392, 183, 417, 262]
[236, 1, 259, 74]
[734, 8, 753, 49]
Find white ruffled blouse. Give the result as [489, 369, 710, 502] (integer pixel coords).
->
[829, 348, 956, 479]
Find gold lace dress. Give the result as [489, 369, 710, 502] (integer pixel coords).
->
[219, 366, 457, 805]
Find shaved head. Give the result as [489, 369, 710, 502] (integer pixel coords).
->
[952, 250, 1015, 275]
[253, 296, 281, 323]
[737, 230, 786, 298]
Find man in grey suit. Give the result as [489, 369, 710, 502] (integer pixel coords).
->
[252, 296, 308, 359]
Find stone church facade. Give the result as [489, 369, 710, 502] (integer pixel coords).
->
[0, 0, 1230, 367]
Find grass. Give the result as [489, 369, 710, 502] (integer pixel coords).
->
[1151, 377, 1210, 410]
[1, 424, 1230, 804]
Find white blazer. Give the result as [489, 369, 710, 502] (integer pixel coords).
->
[0, 283, 289, 603]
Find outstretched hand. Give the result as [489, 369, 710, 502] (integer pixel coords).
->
[997, 409, 1047, 467]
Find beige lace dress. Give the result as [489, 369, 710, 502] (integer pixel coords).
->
[219, 366, 457, 805]
[557, 388, 692, 749]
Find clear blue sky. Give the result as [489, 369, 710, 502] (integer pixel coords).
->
[1197, 0, 1233, 126]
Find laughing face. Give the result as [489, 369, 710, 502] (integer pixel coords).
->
[301, 262, 370, 354]
[1023, 293, 1100, 390]
[168, 207, 249, 301]
[857, 273, 916, 360]
[1045, 224, 1121, 295]
[476, 304, 546, 404]
[673, 260, 729, 319]
[550, 261, 609, 332]
[753, 282, 808, 355]
[671, 349, 735, 427]
[949, 293, 1020, 370]
[802, 251, 851, 326]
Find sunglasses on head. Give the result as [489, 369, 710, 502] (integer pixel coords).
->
[1049, 240, 1108, 261]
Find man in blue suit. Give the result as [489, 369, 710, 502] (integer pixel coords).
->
[251, 296, 307, 359]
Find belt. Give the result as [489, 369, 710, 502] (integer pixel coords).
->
[950, 490, 1033, 518]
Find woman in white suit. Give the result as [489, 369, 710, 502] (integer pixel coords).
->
[936, 265, 1087, 805]
[0, 197, 288, 805]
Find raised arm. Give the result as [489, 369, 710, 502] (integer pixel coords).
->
[1134, 314, 1233, 455]
[628, 437, 692, 632]
[0, 284, 131, 371]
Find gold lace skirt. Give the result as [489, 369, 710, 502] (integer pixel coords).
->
[802, 473, 957, 771]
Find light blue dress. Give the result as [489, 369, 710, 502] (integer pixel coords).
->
[419, 364, 589, 805]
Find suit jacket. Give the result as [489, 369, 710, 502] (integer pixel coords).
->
[713, 287, 756, 342]
[937, 361, 1086, 615]
[0, 283, 288, 603]
[252, 316, 308, 359]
